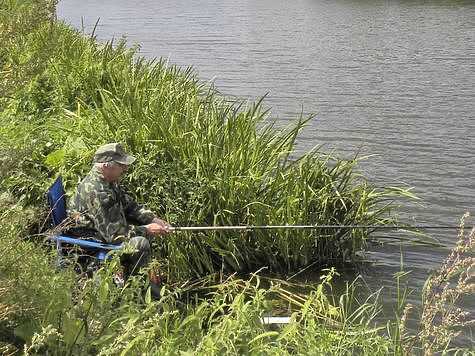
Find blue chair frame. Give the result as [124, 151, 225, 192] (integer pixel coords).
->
[46, 175, 122, 267]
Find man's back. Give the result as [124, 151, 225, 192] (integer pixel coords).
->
[69, 167, 153, 244]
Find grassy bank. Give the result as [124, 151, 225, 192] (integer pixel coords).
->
[1, 0, 473, 354]
[1, 203, 472, 354]
[0, 0, 408, 278]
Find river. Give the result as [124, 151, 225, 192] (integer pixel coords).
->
[56, 0, 475, 345]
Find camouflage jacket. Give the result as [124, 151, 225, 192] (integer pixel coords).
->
[68, 167, 155, 244]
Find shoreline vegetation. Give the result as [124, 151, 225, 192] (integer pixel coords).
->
[1, 0, 473, 354]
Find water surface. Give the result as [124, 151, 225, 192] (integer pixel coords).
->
[57, 0, 475, 344]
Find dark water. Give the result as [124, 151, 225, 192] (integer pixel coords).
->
[57, 0, 475, 345]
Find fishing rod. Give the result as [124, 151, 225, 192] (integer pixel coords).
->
[171, 224, 474, 232]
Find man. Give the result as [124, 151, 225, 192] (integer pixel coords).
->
[69, 142, 171, 283]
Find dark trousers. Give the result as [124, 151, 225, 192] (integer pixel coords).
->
[120, 236, 151, 276]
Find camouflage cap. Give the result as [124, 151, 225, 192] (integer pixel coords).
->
[93, 143, 136, 165]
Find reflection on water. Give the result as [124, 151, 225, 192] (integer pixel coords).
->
[57, 0, 474, 345]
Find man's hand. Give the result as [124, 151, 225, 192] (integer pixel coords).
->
[145, 218, 173, 236]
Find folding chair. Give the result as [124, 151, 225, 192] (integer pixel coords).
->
[45, 175, 122, 269]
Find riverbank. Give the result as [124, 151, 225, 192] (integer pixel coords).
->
[1, 0, 406, 278]
[1, 0, 473, 353]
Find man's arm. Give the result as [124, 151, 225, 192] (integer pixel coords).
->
[123, 192, 172, 235]
[123, 192, 155, 225]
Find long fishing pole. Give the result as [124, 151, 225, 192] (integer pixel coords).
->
[171, 224, 474, 232]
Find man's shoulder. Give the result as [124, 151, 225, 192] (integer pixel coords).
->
[78, 169, 112, 195]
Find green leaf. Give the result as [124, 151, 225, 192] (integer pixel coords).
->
[62, 317, 85, 346]
[14, 321, 38, 342]
[44, 149, 67, 168]
[249, 331, 279, 344]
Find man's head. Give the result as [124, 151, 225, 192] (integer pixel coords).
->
[93, 143, 135, 182]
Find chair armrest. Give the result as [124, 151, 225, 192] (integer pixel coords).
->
[46, 235, 122, 250]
